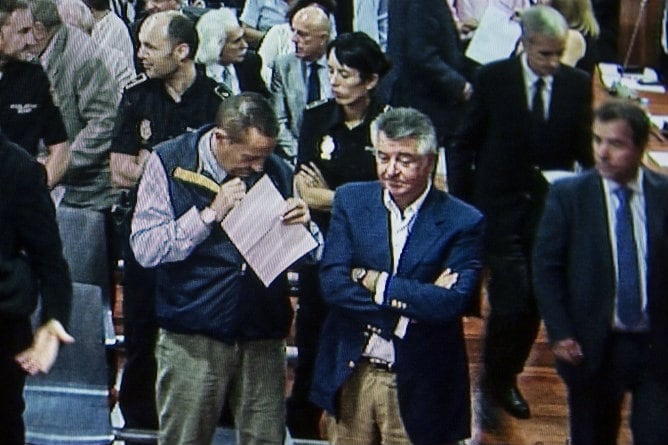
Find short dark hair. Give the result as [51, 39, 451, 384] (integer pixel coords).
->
[216, 93, 279, 142]
[167, 13, 198, 59]
[287, 0, 336, 23]
[0, 0, 28, 26]
[82, 0, 109, 12]
[594, 100, 650, 151]
[29, 0, 62, 28]
[327, 31, 390, 81]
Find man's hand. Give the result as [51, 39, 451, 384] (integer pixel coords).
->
[209, 178, 247, 222]
[281, 197, 311, 225]
[15, 319, 74, 375]
[434, 268, 458, 289]
[551, 338, 584, 366]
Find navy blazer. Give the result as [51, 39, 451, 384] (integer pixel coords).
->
[533, 169, 668, 385]
[311, 181, 484, 445]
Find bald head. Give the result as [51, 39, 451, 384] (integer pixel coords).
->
[291, 5, 331, 62]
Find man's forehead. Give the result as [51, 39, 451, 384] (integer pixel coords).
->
[8, 7, 33, 28]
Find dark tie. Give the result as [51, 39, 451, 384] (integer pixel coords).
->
[307, 62, 321, 104]
[614, 186, 643, 326]
[531, 78, 545, 122]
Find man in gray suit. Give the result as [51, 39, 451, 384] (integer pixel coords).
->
[29, 0, 118, 212]
[270, 5, 332, 164]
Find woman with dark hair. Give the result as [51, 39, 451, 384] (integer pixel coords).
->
[296, 31, 390, 216]
[286, 31, 390, 439]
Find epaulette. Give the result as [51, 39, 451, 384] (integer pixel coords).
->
[305, 98, 329, 110]
[172, 167, 219, 193]
[124, 73, 148, 90]
[214, 84, 231, 100]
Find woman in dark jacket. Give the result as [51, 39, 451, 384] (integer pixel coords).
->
[287, 31, 390, 439]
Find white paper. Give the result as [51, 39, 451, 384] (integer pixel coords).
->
[221, 175, 318, 287]
[465, 6, 521, 65]
[598, 63, 666, 93]
[650, 114, 668, 130]
[542, 170, 577, 184]
[648, 151, 668, 168]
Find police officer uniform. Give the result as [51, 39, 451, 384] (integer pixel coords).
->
[111, 70, 225, 432]
[0, 59, 68, 156]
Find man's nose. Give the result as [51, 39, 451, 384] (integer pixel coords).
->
[386, 158, 400, 176]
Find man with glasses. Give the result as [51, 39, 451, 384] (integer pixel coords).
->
[311, 107, 484, 445]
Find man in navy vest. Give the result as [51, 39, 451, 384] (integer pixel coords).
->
[130, 92, 319, 445]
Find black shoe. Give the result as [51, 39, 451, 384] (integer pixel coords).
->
[494, 385, 531, 419]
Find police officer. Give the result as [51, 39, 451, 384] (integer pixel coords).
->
[109, 10, 225, 435]
[0, 0, 70, 188]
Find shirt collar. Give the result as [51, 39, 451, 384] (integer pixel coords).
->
[603, 168, 644, 196]
[520, 52, 554, 92]
[197, 128, 228, 184]
[383, 179, 432, 220]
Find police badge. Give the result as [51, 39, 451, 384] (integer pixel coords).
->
[319, 135, 335, 160]
[139, 119, 152, 142]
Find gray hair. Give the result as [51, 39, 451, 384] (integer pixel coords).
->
[215, 92, 279, 142]
[520, 5, 568, 41]
[195, 7, 239, 65]
[57, 0, 94, 33]
[30, 0, 62, 29]
[371, 107, 437, 156]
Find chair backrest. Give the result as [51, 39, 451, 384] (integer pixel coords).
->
[24, 282, 114, 444]
[56, 206, 110, 297]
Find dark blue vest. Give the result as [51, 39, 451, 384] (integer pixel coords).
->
[154, 126, 294, 342]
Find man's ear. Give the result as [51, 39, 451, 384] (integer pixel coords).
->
[173, 42, 190, 62]
[33, 21, 47, 41]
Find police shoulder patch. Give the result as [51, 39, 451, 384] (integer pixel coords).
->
[124, 73, 148, 90]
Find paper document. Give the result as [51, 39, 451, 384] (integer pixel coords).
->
[542, 170, 577, 184]
[650, 114, 668, 130]
[647, 151, 668, 168]
[598, 63, 666, 93]
[465, 6, 521, 65]
[221, 175, 318, 286]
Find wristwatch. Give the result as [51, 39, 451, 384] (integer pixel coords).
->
[200, 207, 217, 225]
[352, 268, 367, 284]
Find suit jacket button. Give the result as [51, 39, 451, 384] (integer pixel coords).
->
[348, 361, 355, 368]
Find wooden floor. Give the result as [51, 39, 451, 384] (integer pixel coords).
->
[112, 291, 634, 445]
[463, 316, 633, 445]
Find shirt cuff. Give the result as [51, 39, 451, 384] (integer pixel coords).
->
[373, 272, 389, 305]
[180, 206, 213, 245]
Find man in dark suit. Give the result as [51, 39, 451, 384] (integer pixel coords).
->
[533, 100, 668, 445]
[0, 130, 73, 445]
[311, 107, 484, 445]
[381, 0, 472, 146]
[448, 5, 593, 419]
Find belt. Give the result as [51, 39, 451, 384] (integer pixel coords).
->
[360, 357, 395, 372]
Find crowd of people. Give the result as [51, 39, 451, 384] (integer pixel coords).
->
[1, 0, 667, 444]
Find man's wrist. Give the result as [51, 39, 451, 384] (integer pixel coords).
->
[200, 207, 217, 225]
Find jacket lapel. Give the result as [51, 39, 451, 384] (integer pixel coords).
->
[395, 190, 447, 276]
